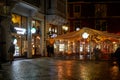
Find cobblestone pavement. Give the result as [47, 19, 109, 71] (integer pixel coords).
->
[1, 57, 120, 80]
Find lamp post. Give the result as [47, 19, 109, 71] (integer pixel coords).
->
[82, 32, 89, 60]
[31, 27, 36, 55]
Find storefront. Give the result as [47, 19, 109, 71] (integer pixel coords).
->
[12, 13, 28, 57]
[31, 20, 41, 56]
[12, 14, 42, 57]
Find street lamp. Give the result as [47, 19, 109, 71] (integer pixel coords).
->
[31, 27, 37, 55]
[82, 32, 89, 60]
[31, 27, 36, 34]
[82, 32, 89, 39]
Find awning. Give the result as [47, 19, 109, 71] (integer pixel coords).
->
[55, 27, 120, 42]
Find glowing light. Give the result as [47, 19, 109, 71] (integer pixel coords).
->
[31, 27, 36, 34]
[13, 39, 17, 44]
[36, 36, 40, 39]
[82, 32, 89, 39]
[76, 28, 80, 31]
[62, 25, 68, 31]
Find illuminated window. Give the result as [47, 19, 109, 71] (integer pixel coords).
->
[59, 44, 65, 51]
[12, 14, 21, 26]
[32, 20, 41, 34]
[48, 24, 57, 38]
[12, 14, 27, 28]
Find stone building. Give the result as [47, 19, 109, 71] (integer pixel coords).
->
[0, 0, 67, 61]
[67, 0, 120, 33]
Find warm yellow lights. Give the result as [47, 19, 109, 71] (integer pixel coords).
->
[82, 32, 89, 39]
[62, 25, 68, 31]
[12, 14, 21, 24]
[36, 36, 40, 39]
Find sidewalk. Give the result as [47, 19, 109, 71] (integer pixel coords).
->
[1, 57, 120, 80]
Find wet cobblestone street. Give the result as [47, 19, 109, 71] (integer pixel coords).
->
[2, 57, 120, 80]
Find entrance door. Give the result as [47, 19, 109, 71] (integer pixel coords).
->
[13, 34, 27, 57]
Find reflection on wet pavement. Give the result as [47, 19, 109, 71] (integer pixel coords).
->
[2, 58, 120, 80]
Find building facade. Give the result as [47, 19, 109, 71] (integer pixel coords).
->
[45, 0, 68, 55]
[0, 0, 67, 61]
[46, 0, 68, 37]
[67, 1, 120, 33]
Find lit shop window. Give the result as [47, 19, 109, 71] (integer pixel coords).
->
[12, 14, 27, 28]
[32, 20, 41, 34]
[12, 14, 21, 25]
[59, 44, 65, 51]
[48, 25, 57, 38]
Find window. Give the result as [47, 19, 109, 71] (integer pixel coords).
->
[12, 14, 27, 28]
[48, 24, 57, 38]
[101, 22, 107, 31]
[74, 21, 80, 31]
[68, 4, 73, 17]
[74, 5, 81, 18]
[74, 5, 80, 13]
[21, 16, 27, 28]
[32, 20, 41, 34]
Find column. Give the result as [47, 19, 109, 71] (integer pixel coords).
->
[1, 16, 11, 61]
[27, 17, 32, 58]
[40, 21, 45, 56]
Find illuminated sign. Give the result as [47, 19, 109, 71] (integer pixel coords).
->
[14, 27, 26, 35]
